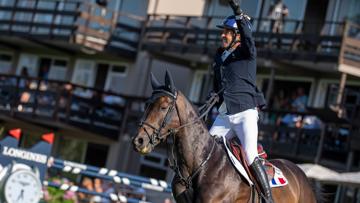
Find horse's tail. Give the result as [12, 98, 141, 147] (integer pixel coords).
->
[311, 180, 329, 203]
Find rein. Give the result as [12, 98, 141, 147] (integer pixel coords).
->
[138, 89, 221, 188]
[139, 90, 220, 146]
[169, 134, 216, 188]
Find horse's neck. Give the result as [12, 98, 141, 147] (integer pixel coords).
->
[175, 93, 213, 175]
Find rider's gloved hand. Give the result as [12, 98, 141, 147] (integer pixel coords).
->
[228, 0, 241, 15]
[228, 0, 251, 20]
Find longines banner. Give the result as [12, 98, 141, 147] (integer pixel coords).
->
[0, 129, 54, 182]
[1, 146, 47, 164]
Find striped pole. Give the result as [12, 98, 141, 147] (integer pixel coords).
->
[44, 181, 152, 203]
[50, 158, 172, 193]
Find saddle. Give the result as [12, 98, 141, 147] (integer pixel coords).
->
[228, 138, 287, 188]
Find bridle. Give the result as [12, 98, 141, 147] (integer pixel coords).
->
[138, 88, 220, 188]
[138, 89, 178, 146]
[138, 88, 220, 147]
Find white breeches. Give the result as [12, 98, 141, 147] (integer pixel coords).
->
[209, 108, 259, 165]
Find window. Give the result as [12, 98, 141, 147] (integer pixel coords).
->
[0, 53, 12, 74]
[45, 58, 67, 80]
[189, 70, 210, 103]
[54, 59, 67, 67]
[104, 63, 128, 92]
[112, 65, 126, 73]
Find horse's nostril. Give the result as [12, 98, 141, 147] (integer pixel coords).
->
[138, 138, 144, 145]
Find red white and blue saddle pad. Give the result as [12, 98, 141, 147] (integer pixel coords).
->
[269, 165, 288, 188]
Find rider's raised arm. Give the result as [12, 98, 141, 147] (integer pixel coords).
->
[235, 15, 256, 59]
[228, 0, 256, 58]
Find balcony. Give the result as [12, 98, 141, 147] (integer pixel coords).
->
[0, 74, 146, 140]
[141, 14, 346, 64]
[0, 73, 357, 170]
[0, 0, 142, 59]
[0, 1, 358, 66]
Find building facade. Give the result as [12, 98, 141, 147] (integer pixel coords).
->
[0, 0, 359, 185]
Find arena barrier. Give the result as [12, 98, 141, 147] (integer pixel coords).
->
[49, 158, 172, 193]
[0, 128, 172, 203]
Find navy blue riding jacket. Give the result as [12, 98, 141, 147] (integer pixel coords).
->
[212, 17, 266, 114]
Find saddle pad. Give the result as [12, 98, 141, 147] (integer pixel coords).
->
[269, 165, 288, 188]
[229, 139, 288, 188]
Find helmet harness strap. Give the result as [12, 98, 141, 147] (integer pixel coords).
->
[226, 29, 240, 51]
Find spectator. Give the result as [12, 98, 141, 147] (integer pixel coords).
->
[78, 177, 95, 203]
[38, 64, 49, 80]
[268, 0, 289, 33]
[19, 66, 29, 88]
[291, 87, 308, 112]
[94, 178, 103, 193]
[272, 89, 287, 110]
[18, 67, 31, 105]
[302, 115, 322, 129]
[103, 91, 125, 106]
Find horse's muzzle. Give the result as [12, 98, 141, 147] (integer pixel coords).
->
[132, 135, 153, 154]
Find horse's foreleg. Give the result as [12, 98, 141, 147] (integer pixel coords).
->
[171, 176, 195, 203]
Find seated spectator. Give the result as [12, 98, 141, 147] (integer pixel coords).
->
[302, 115, 323, 129]
[291, 87, 308, 112]
[279, 111, 302, 128]
[103, 91, 125, 106]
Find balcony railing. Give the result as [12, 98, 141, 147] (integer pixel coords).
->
[0, 74, 146, 139]
[0, 0, 143, 57]
[0, 1, 353, 63]
[0, 1, 356, 63]
[142, 14, 346, 62]
[0, 73, 356, 168]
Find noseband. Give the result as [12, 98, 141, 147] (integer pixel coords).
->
[139, 89, 178, 146]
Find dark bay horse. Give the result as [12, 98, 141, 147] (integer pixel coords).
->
[133, 71, 316, 203]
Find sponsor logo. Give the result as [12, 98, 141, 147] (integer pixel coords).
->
[2, 146, 47, 164]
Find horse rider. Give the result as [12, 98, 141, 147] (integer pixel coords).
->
[208, 2, 273, 202]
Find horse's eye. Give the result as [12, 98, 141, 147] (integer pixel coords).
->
[160, 106, 168, 111]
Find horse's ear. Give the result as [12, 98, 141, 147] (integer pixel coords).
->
[150, 72, 161, 90]
[165, 70, 175, 93]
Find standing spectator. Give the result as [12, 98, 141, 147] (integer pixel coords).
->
[19, 66, 29, 88]
[19, 67, 31, 105]
[268, 0, 289, 33]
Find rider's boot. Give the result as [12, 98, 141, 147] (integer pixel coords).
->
[250, 157, 274, 203]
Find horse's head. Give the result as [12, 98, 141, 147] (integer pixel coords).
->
[133, 71, 180, 154]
